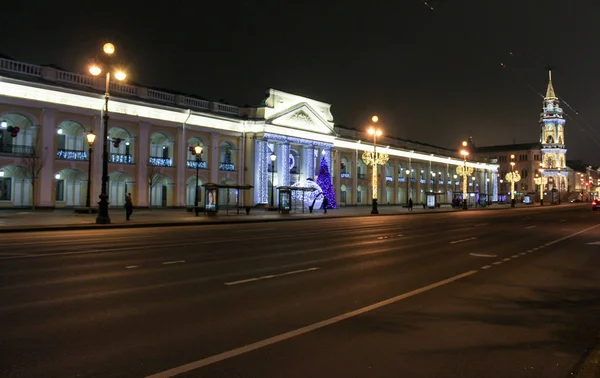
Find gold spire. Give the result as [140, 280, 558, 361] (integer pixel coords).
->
[545, 70, 557, 100]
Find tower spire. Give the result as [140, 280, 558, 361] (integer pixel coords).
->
[545, 69, 557, 100]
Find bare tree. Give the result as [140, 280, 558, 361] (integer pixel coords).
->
[19, 134, 47, 210]
[147, 164, 164, 209]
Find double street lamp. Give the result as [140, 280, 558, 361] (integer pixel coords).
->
[362, 116, 389, 215]
[89, 42, 128, 224]
[505, 154, 521, 208]
[456, 141, 472, 210]
[192, 144, 203, 215]
[85, 132, 96, 208]
[270, 152, 277, 207]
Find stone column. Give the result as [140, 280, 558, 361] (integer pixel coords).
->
[136, 122, 150, 207]
[38, 109, 56, 207]
[353, 148, 359, 205]
[334, 149, 341, 206]
[244, 133, 256, 205]
[303, 145, 315, 181]
[278, 142, 290, 187]
[254, 139, 268, 204]
[176, 125, 186, 207]
[210, 133, 219, 183]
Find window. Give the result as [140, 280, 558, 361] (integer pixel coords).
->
[341, 191, 347, 204]
[58, 134, 66, 149]
[357, 190, 362, 203]
[0, 177, 11, 201]
[162, 146, 169, 159]
[56, 179, 65, 202]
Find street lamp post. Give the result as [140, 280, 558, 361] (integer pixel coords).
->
[192, 144, 203, 215]
[506, 154, 521, 208]
[362, 116, 389, 215]
[405, 169, 410, 204]
[85, 132, 96, 209]
[270, 152, 277, 207]
[456, 141, 473, 210]
[89, 42, 128, 224]
[486, 177, 490, 206]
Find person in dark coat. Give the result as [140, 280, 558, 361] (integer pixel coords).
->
[125, 193, 133, 220]
[408, 198, 413, 211]
[322, 196, 328, 214]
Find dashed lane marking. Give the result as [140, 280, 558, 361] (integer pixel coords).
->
[125, 265, 138, 269]
[481, 265, 492, 269]
[469, 253, 497, 258]
[502, 258, 511, 262]
[525, 225, 537, 229]
[492, 261, 503, 265]
[474, 223, 489, 226]
[162, 260, 185, 265]
[224, 267, 320, 286]
[450, 237, 477, 244]
[511, 255, 520, 258]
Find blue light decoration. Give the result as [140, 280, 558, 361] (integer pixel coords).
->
[316, 156, 337, 209]
[264, 133, 334, 149]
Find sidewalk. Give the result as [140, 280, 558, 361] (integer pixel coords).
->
[0, 202, 541, 233]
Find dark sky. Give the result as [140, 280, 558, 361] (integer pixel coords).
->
[2, 0, 600, 164]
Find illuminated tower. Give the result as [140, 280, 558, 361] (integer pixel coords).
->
[539, 70, 567, 203]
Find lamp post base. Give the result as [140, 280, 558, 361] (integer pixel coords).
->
[95, 196, 111, 224]
[511, 199, 516, 208]
[371, 199, 379, 214]
[462, 200, 468, 210]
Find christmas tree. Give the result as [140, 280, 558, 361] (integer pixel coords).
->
[316, 156, 337, 209]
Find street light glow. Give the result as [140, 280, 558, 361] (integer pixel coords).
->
[114, 70, 127, 81]
[371, 115, 379, 123]
[194, 144, 203, 155]
[103, 43, 115, 55]
[86, 132, 96, 145]
[89, 65, 102, 76]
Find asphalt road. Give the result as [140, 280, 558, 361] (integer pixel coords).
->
[1, 204, 600, 377]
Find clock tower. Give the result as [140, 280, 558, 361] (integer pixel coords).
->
[539, 70, 567, 203]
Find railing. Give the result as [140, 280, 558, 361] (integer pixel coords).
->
[0, 57, 241, 117]
[56, 71, 93, 86]
[398, 177, 406, 183]
[0, 59, 41, 76]
[56, 149, 87, 161]
[182, 97, 210, 110]
[341, 172, 351, 179]
[216, 103, 238, 115]
[110, 153, 133, 164]
[219, 162, 235, 171]
[187, 160, 207, 169]
[149, 157, 173, 167]
[148, 89, 176, 103]
[386, 176, 393, 182]
[0, 144, 34, 156]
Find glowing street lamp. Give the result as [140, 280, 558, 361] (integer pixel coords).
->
[506, 154, 521, 208]
[456, 141, 473, 210]
[405, 168, 411, 204]
[362, 115, 389, 214]
[85, 132, 96, 208]
[192, 144, 203, 215]
[88, 42, 128, 224]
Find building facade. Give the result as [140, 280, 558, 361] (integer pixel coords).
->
[0, 56, 498, 210]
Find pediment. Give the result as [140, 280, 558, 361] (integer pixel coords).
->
[266, 103, 336, 135]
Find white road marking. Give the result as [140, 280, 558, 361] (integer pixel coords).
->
[125, 265, 138, 269]
[481, 265, 492, 269]
[474, 223, 489, 226]
[519, 252, 527, 255]
[586, 241, 600, 245]
[147, 270, 478, 378]
[397, 234, 403, 237]
[469, 253, 497, 258]
[232, 228, 274, 233]
[561, 219, 567, 222]
[162, 260, 185, 265]
[450, 237, 477, 244]
[511, 255, 520, 258]
[525, 225, 537, 229]
[492, 261, 503, 265]
[502, 258, 511, 262]
[224, 267, 320, 286]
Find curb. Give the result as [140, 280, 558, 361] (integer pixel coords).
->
[0, 204, 565, 234]
[570, 333, 600, 378]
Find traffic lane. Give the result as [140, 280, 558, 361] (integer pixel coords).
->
[191, 224, 600, 378]
[0, 210, 558, 314]
[1, 220, 588, 376]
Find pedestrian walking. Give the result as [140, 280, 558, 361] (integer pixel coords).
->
[408, 198, 413, 211]
[322, 196, 328, 214]
[125, 192, 133, 220]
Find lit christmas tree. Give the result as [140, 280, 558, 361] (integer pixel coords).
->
[316, 156, 337, 209]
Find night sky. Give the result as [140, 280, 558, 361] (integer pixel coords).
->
[2, 1, 599, 164]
